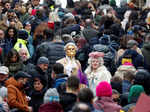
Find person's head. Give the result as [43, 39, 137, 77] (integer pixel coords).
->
[14, 71, 31, 87]
[88, 52, 104, 70]
[0, 66, 9, 82]
[96, 81, 112, 97]
[4, 1, 11, 10]
[127, 40, 138, 50]
[17, 30, 29, 40]
[5, 26, 17, 38]
[134, 69, 150, 94]
[7, 9, 16, 21]
[33, 77, 44, 91]
[6, 49, 20, 64]
[64, 42, 77, 59]
[44, 88, 59, 104]
[24, 22, 31, 32]
[52, 63, 64, 79]
[43, 29, 54, 41]
[32, 0, 40, 7]
[18, 48, 29, 62]
[128, 85, 145, 103]
[66, 76, 80, 93]
[124, 71, 135, 82]
[0, 29, 4, 40]
[72, 103, 91, 112]
[78, 88, 94, 104]
[112, 89, 120, 104]
[37, 56, 49, 72]
[85, 18, 93, 27]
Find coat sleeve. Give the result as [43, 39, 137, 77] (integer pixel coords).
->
[7, 86, 29, 112]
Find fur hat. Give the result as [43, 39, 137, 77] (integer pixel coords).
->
[96, 81, 112, 97]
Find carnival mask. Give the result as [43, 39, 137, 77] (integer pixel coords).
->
[66, 45, 76, 59]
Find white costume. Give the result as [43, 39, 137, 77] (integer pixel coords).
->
[85, 65, 112, 95]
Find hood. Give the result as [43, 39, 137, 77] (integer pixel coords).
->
[39, 102, 63, 112]
[5, 77, 22, 89]
[143, 42, 150, 50]
[123, 49, 139, 58]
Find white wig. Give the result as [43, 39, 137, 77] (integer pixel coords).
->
[64, 42, 77, 51]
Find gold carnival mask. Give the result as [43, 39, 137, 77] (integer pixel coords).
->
[66, 45, 76, 59]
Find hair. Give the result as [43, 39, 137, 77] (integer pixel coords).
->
[33, 22, 49, 40]
[67, 76, 80, 91]
[72, 103, 91, 112]
[5, 49, 20, 66]
[78, 88, 94, 103]
[52, 63, 64, 74]
[43, 29, 54, 41]
[111, 76, 123, 83]
[120, 34, 133, 49]
[5, 26, 17, 40]
[88, 56, 104, 67]
[124, 71, 135, 82]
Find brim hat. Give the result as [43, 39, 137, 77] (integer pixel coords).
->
[0, 66, 9, 75]
[14, 71, 31, 80]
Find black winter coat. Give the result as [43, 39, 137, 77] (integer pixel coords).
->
[60, 92, 77, 112]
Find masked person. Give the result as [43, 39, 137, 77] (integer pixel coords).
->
[5, 71, 32, 112]
[57, 42, 81, 76]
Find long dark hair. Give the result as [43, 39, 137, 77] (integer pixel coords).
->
[4, 49, 20, 66]
[5, 26, 17, 45]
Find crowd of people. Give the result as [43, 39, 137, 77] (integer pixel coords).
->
[0, 0, 150, 112]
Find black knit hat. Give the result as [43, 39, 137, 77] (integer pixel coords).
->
[14, 71, 31, 80]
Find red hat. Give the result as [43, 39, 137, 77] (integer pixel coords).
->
[96, 81, 112, 97]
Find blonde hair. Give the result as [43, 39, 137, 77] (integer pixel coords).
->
[88, 57, 104, 66]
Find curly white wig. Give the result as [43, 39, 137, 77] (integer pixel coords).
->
[64, 42, 77, 51]
[88, 56, 104, 66]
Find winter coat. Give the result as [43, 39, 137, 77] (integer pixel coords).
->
[6, 60, 24, 77]
[5, 77, 29, 112]
[34, 41, 65, 73]
[117, 49, 144, 69]
[39, 102, 63, 112]
[30, 88, 47, 112]
[27, 35, 34, 58]
[94, 97, 121, 112]
[85, 65, 112, 96]
[53, 73, 68, 89]
[141, 42, 150, 72]
[14, 39, 30, 58]
[60, 92, 77, 112]
[82, 26, 99, 42]
[4, 38, 16, 56]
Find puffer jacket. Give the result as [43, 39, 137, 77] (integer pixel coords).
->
[5, 77, 29, 112]
[34, 41, 65, 73]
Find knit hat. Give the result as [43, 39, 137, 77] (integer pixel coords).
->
[37, 56, 49, 65]
[44, 88, 59, 104]
[96, 81, 112, 97]
[127, 40, 138, 49]
[128, 85, 145, 103]
[14, 71, 31, 80]
[17, 30, 29, 40]
[0, 66, 9, 75]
